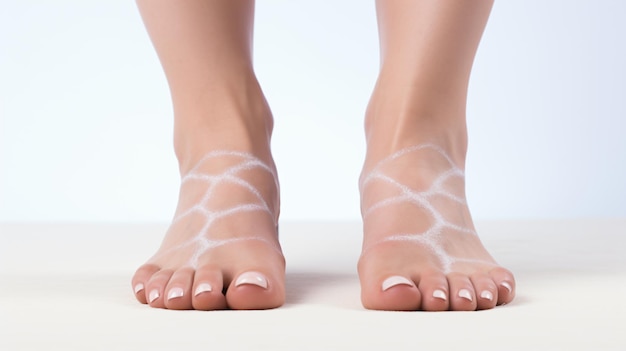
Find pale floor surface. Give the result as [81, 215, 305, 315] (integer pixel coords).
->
[1, 219, 625, 351]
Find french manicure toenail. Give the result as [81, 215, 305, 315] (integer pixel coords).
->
[235, 271, 268, 289]
[480, 290, 494, 301]
[432, 289, 447, 301]
[167, 287, 184, 300]
[134, 283, 144, 294]
[458, 289, 473, 301]
[149, 289, 160, 303]
[381, 276, 415, 291]
[194, 283, 213, 296]
[501, 282, 512, 293]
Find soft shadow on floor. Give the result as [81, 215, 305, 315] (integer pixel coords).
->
[284, 270, 359, 306]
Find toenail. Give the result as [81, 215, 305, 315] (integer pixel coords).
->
[194, 283, 213, 296]
[432, 289, 447, 301]
[235, 271, 268, 289]
[167, 287, 184, 300]
[458, 289, 473, 301]
[134, 283, 144, 294]
[149, 289, 160, 303]
[501, 282, 512, 293]
[480, 290, 494, 301]
[381, 276, 415, 291]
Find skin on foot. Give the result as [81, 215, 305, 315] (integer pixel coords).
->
[131, 150, 285, 310]
[133, 0, 285, 310]
[358, 143, 515, 311]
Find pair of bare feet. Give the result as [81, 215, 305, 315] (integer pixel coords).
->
[131, 0, 515, 311]
[130, 87, 515, 312]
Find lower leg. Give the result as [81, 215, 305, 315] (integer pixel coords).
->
[359, 0, 515, 311]
[137, 0, 273, 169]
[131, 0, 284, 310]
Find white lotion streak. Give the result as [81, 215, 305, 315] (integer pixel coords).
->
[150, 151, 279, 269]
[360, 144, 495, 274]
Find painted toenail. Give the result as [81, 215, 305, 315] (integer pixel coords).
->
[381, 276, 415, 291]
[235, 271, 268, 289]
[134, 283, 144, 294]
[149, 289, 160, 303]
[501, 281, 512, 293]
[194, 283, 213, 296]
[458, 289, 473, 301]
[480, 290, 494, 301]
[432, 289, 447, 301]
[167, 287, 184, 300]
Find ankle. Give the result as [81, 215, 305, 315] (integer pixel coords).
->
[364, 81, 468, 168]
[171, 76, 274, 173]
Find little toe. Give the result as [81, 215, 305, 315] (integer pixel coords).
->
[489, 267, 516, 305]
[131, 264, 160, 304]
[192, 265, 226, 311]
[447, 273, 477, 311]
[226, 270, 284, 310]
[164, 267, 194, 310]
[145, 269, 174, 309]
[470, 273, 497, 310]
[418, 272, 450, 312]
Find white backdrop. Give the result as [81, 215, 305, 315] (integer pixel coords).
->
[1, 0, 625, 222]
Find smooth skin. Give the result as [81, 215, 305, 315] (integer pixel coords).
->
[131, 0, 516, 311]
[132, 0, 283, 310]
[359, 0, 515, 311]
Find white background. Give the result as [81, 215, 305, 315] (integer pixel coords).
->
[1, 0, 625, 222]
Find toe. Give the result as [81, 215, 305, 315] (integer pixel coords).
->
[418, 271, 449, 311]
[132, 264, 160, 304]
[358, 244, 422, 311]
[191, 265, 227, 311]
[362, 275, 421, 311]
[145, 269, 174, 309]
[164, 267, 194, 310]
[360, 272, 421, 311]
[447, 273, 477, 311]
[489, 267, 516, 305]
[226, 270, 285, 310]
[470, 272, 497, 310]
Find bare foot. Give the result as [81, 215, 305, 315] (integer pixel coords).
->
[132, 148, 284, 310]
[358, 142, 515, 311]
[130, 68, 285, 310]
[132, 0, 285, 310]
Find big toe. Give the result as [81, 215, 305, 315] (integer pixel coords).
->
[358, 251, 422, 311]
[226, 270, 285, 310]
[364, 274, 421, 311]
